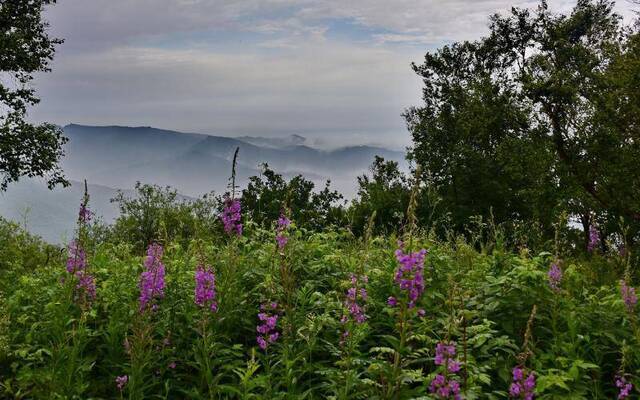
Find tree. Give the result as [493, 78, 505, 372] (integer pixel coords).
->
[406, 0, 640, 245]
[241, 164, 345, 230]
[110, 183, 220, 251]
[349, 156, 411, 235]
[0, 0, 67, 190]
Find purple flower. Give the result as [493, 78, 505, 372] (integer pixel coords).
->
[194, 264, 217, 312]
[220, 196, 242, 236]
[616, 376, 633, 399]
[343, 274, 368, 326]
[620, 280, 638, 313]
[65, 240, 96, 304]
[512, 367, 524, 381]
[587, 224, 600, 252]
[547, 262, 562, 292]
[168, 361, 176, 369]
[138, 243, 166, 312]
[429, 373, 462, 399]
[78, 203, 93, 223]
[75, 271, 96, 302]
[434, 342, 456, 366]
[256, 302, 279, 350]
[509, 366, 535, 399]
[275, 212, 291, 250]
[393, 247, 428, 308]
[115, 375, 128, 391]
[277, 214, 291, 229]
[430, 342, 462, 399]
[387, 296, 397, 307]
[66, 240, 87, 274]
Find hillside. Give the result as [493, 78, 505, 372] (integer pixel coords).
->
[0, 124, 405, 241]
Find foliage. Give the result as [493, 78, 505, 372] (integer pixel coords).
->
[109, 182, 221, 252]
[0, 0, 67, 190]
[241, 164, 345, 230]
[1, 198, 638, 399]
[406, 0, 640, 247]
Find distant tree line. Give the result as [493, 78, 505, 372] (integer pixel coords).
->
[3, 0, 640, 255]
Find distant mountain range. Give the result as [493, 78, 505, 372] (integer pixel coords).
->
[0, 124, 406, 242]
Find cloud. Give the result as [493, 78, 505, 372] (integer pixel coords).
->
[32, 0, 639, 149]
[32, 42, 423, 147]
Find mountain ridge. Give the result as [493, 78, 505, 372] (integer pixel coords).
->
[1, 123, 406, 241]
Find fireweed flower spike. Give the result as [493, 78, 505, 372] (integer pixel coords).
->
[393, 246, 428, 308]
[275, 212, 291, 250]
[66, 240, 87, 274]
[509, 366, 535, 399]
[616, 376, 633, 399]
[429, 342, 462, 399]
[220, 196, 242, 236]
[138, 243, 166, 312]
[256, 302, 280, 350]
[75, 271, 96, 301]
[115, 375, 128, 391]
[65, 236, 96, 304]
[344, 274, 367, 324]
[78, 203, 93, 223]
[620, 280, 638, 313]
[194, 264, 218, 312]
[547, 262, 562, 292]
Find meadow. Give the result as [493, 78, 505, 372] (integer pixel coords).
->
[0, 189, 637, 400]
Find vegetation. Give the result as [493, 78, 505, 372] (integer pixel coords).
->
[0, 176, 638, 399]
[406, 0, 640, 248]
[0, 0, 67, 190]
[1, 1, 639, 399]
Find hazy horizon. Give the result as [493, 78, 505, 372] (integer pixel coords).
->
[28, 1, 638, 149]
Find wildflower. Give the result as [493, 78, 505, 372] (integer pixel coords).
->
[587, 225, 600, 252]
[220, 196, 242, 236]
[194, 264, 217, 312]
[339, 330, 350, 347]
[547, 262, 562, 292]
[66, 240, 87, 274]
[275, 212, 291, 250]
[168, 361, 176, 369]
[620, 280, 638, 313]
[343, 274, 367, 324]
[509, 366, 535, 399]
[394, 247, 428, 308]
[75, 271, 96, 301]
[429, 342, 462, 399]
[65, 239, 97, 304]
[138, 243, 166, 312]
[78, 203, 93, 223]
[115, 375, 128, 391]
[387, 296, 397, 307]
[256, 302, 279, 350]
[616, 376, 633, 399]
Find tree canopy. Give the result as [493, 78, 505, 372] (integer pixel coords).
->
[406, 0, 640, 246]
[0, 0, 67, 190]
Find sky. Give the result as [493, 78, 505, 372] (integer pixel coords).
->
[30, 0, 638, 149]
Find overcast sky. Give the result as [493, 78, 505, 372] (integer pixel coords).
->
[30, 0, 638, 148]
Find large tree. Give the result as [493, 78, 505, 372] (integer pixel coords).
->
[0, 0, 67, 190]
[406, 0, 640, 242]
